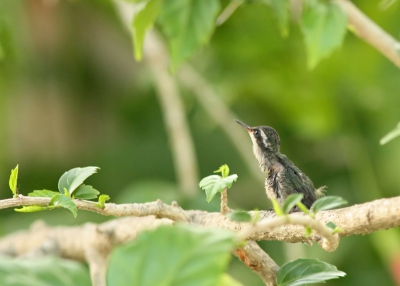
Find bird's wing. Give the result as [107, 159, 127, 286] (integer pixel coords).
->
[277, 154, 317, 208]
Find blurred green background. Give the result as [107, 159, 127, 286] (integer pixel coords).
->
[1, 0, 400, 285]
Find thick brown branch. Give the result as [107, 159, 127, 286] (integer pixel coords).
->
[234, 241, 280, 286]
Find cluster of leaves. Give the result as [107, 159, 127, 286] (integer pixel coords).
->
[8, 165, 110, 218]
[271, 194, 347, 235]
[199, 164, 346, 285]
[199, 164, 238, 202]
[130, 0, 347, 70]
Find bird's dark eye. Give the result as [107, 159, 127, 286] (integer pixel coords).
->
[254, 130, 260, 136]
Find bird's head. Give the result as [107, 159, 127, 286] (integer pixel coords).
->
[235, 119, 280, 153]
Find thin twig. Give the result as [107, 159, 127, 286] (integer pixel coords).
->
[216, 0, 243, 26]
[115, 2, 200, 197]
[336, 0, 400, 68]
[237, 215, 339, 252]
[220, 188, 230, 214]
[178, 65, 264, 182]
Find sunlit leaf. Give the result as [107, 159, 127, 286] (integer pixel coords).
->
[282, 194, 303, 214]
[214, 164, 230, 178]
[271, 198, 284, 216]
[28, 190, 59, 198]
[50, 194, 77, 218]
[158, 0, 220, 70]
[199, 174, 238, 203]
[9, 164, 18, 197]
[277, 258, 346, 286]
[132, 0, 162, 60]
[14, 205, 48, 213]
[300, 0, 347, 69]
[305, 227, 312, 237]
[107, 224, 235, 286]
[311, 196, 347, 213]
[58, 167, 99, 196]
[226, 210, 252, 222]
[73, 185, 100, 200]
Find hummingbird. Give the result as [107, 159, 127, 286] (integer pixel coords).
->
[235, 119, 322, 210]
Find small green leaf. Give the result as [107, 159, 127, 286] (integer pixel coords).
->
[107, 224, 235, 286]
[50, 194, 77, 218]
[199, 174, 238, 203]
[214, 164, 230, 178]
[28, 190, 59, 198]
[300, 0, 347, 69]
[277, 258, 346, 286]
[305, 227, 312, 237]
[270, 0, 290, 37]
[226, 211, 252, 222]
[311, 196, 347, 213]
[380, 122, 400, 145]
[132, 0, 162, 60]
[282, 194, 303, 214]
[271, 198, 284, 216]
[14, 205, 49, 213]
[9, 164, 19, 197]
[96, 194, 110, 208]
[326, 221, 336, 230]
[251, 209, 261, 223]
[73, 185, 100, 200]
[58, 166, 99, 196]
[296, 201, 311, 216]
[158, 0, 221, 70]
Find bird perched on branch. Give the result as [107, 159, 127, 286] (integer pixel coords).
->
[235, 119, 323, 210]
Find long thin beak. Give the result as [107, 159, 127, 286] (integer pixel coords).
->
[234, 119, 251, 131]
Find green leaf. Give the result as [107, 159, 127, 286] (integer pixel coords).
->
[277, 258, 346, 286]
[282, 194, 303, 214]
[214, 164, 230, 178]
[9, 164, 19, 197]
[326, 221, 336, 230]
[300, 0, 347, 69]
[380, 122, 400, 145]
[132, 0, 163, 60]
[73, 185, 100, 200]
[50, 194, 77, 218]
[58, 166, 99, 196]
[296, 201, 311, 216]
[158, 0, 220, 70]
[271, 198, 284, 216]
[199, 174, 238, 203]
[96, 194, 110, 208]
[107, 224, 235, 286]
[311, 196, 347, 213]
[0, 256, 91, 286]
[305, 226, 312, 237]
[270, 0, 290, 37]
[28, 190, 59, 198]
[14, 205, 49, 213]
[226, 210, 252, 222]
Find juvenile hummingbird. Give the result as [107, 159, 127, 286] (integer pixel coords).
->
[235, 119, 321, 210]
